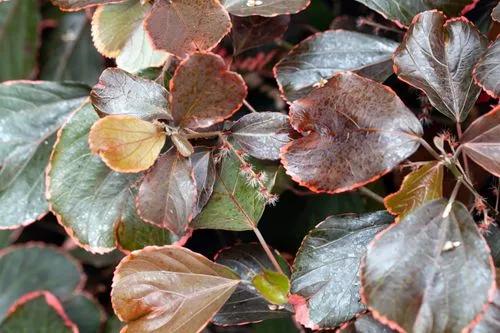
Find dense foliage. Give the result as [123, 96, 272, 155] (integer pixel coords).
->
[0, 0, 499, 332]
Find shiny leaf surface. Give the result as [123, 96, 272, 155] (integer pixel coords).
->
[361, 199, 495, 333]
[274, 30, 398, 102]
[191, 148, 216, 217]
[144, 0, 231, 58]
[291, 211, 392, 329]
[281, 72, 422, 194]
[473, 37, 500, 98]
[89, 115, 166, 173]
[62, 294, 103, 333]
[112, 246, 240, 333]
[339, 313, 395, 333]
[229, 112, 291, 160]
[252, 270, 290, 306]
[385, 162, 444, 220]
[394, 10, 487, 122]
[137, 149, 197, 235]
[213, 243, 291, 326]
[0, 81, 88, 229]
[91, 68, 171, 120]
[171, 52, 247, 129]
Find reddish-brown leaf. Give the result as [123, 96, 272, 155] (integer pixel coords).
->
[144, 0, 231, 59]
[170, 52, 247, 129]
[281, 72, 422, 194]
[461, 105, 500, 177]
[231, 15, 290, 54]
[136, 148, 197, 236]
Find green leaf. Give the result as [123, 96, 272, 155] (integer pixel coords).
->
[361, 199, 495, 333]
[104, 316, 123, 333]
[213, 243, 292, 326]
[63, 294, 103, 333]
[0, 245, 84, 321]
[0, 292, 77, 333]
[385, 162, 444, 220]
[91, 0, 169, 73]
[47, 104, 174, 252]
[0, 81, 88, 229]
[111, 246, 240, 333]
[40, 12, 104, 85]
[353, 0, 476, 26]
[394, 10, 487, 122]
[0, 230, 18, 249]
[192, 149, 278, 231]
[0, 0, 40, 81]
[253, 270, 290, 306]
[291, 211, 392, 329]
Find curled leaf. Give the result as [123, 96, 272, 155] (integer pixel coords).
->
[384, 162, 444, 220]
[281, 72, 422, 194]
[111, 246, 240, 333]
[252, 270, 290, 306]
[461, 105, 500, 177]
[393, 10, 487, 122]
[89, 115, 166, 173]
[171, 52, 247, 129]
[191, 148, 216, 217]
[144, 0, 231, 58]
[136, 148, 197, 235]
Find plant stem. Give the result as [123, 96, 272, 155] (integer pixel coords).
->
[443, 180, 462, 217]
[417, 137, 442, 160]
[253, 226, 284, 274]
[243, 99, 258, 113]
[456, 121, 473, 183]
[359, 187, 385, 204]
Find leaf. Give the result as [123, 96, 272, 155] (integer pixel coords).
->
[222, 0, 310, 17]
[91, 68, 172, 120]
[461, 105, 500, 177]
[473, 37, 500, 98]
[191, 147, 216, 217]
[231, 15, 290, 54]
[253, 270, 290, 305]
[486, 225, 500, 268]
[170, 52, 247, 129]
[88, 115, 166, 173]
[471, 274, 500, 333]
[384, 162, 444, 220]
[339, 313, 395, 333]
[91, 0, 169, 73]
[50, 0, 125, 11]
[0, 245, 84, 320]
[62, 294, 104, 333]
[144, 0, 231, 59]
[274, 30, 398, 102]
[136, 148, 197, 235]
[353, 0, 476, 26]
[111, 245, 240, 333]
[47, 104, 174, 252]
[40, 12, 104, 85]
[213, 243, 292, 326]
[0, 230, 18, 249]
[253, 318, 300, 333]
[0, 292, 77, 333]
[229, 112, 291, 160]
[0, 0, 40, 81]
[0, 81, 88, 229]
[105, 316, 123, 333]
[493, 2, 500, 22]
[192, 149, 278, 231]
[291, 211, 392, 329]
[393, 10, 487, 122]
[281, 72, 422, 194]
[361, 199, 495, 333]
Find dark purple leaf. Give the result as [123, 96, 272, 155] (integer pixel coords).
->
[137, 148, 197, 235]
[394, 10, 488, 122]
[361, 199, 495, 333]
[191, 147, 216, 217]
[229, 112, 291, 160]
[274, 30, 398, 102]
[473, 37, 500, 98]
[339, 313, 396, 333]
[472, 276, 500, 333]
[281, 72, 422, 194]
[231, 15, 290, 54]
[291, 211, 392, 329]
